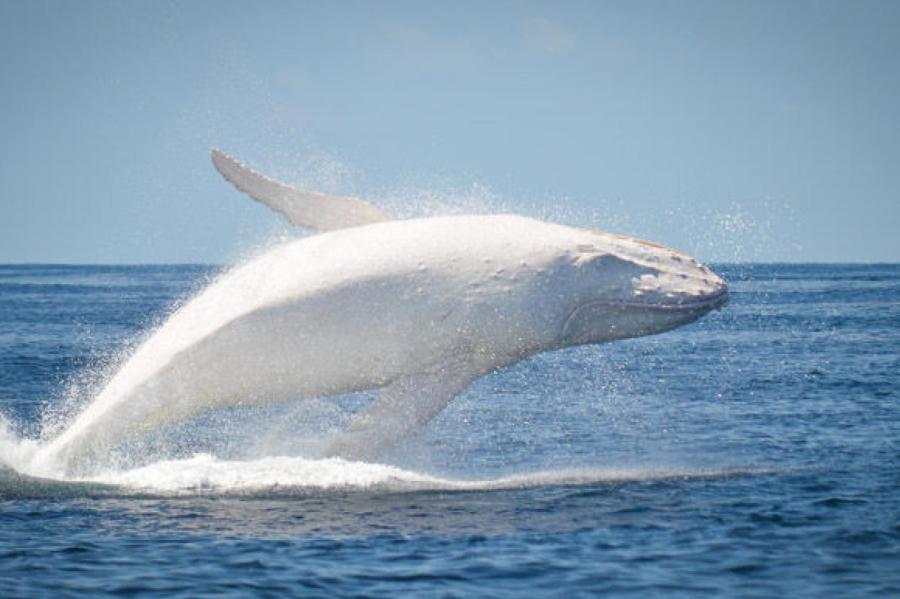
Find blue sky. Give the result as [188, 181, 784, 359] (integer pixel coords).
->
[1, 0, 898, 263]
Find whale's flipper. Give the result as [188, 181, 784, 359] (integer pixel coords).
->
[324, 369, 477, 461]
[211, 148, 390, 231]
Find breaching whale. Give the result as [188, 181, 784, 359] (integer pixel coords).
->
[32, 149, 728, 473]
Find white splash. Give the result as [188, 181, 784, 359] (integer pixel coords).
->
[77, 453, 761, 496]
[0, 416, 41, 472]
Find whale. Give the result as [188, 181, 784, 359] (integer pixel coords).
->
[31, 149, 728, 473]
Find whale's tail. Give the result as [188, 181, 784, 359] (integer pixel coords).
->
[211, 148, 390, 231]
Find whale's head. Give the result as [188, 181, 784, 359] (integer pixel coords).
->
[557, 230, 728, 347]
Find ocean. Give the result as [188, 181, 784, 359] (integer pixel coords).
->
[0, 263, 898, 596]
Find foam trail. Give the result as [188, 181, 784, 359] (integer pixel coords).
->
[75, 454, 770, 497]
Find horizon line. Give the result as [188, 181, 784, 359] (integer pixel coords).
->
[2, 261, 899, 267]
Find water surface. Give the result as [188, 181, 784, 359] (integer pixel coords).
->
[1, 263, 898, 596]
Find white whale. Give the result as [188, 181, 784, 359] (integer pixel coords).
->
[32, 150, 728, 473]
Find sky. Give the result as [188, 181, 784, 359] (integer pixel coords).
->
[1, 0, 898, 263]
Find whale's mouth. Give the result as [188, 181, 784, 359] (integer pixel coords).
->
[590, 287, 729, 313]
[637, 287, 729, 312]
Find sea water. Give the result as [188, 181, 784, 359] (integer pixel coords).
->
[0, 263, 898, 596]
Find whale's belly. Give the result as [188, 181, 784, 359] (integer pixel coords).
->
[153, 282, 468, 412]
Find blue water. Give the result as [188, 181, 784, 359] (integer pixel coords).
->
[1, 263, 898, 596]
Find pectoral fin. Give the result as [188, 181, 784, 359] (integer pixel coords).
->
[324, 368, 477, 461]
[211, 148, 390, 231]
